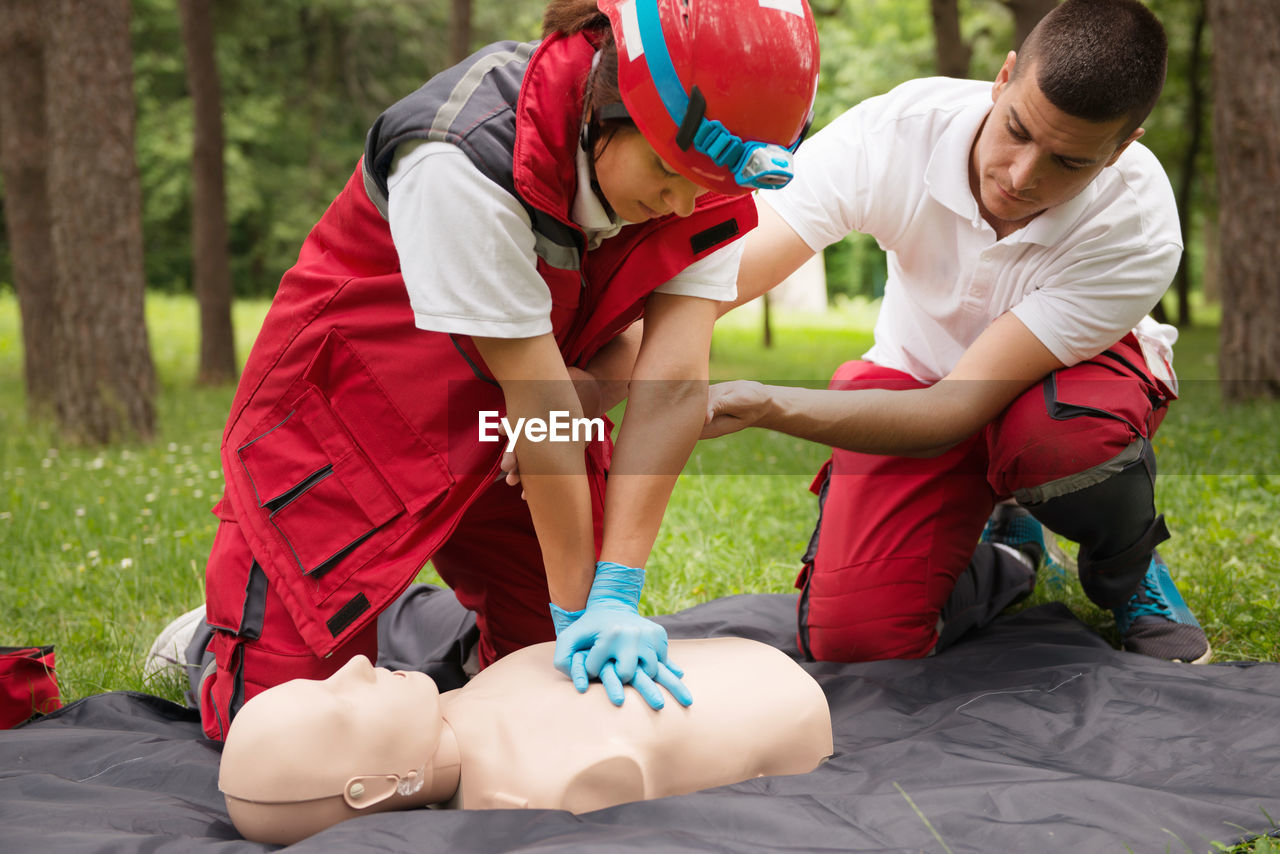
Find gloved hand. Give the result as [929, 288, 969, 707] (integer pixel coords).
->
[550, 561, 693, 710]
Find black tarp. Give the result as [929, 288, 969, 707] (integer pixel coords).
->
[1, 594, 1278, 853]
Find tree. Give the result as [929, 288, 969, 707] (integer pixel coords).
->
[1170, 0, 1208, 328]
[930, 0, 972, 78]
[1210, 0, 1280, 401]
[451, 0, 473, 65]
[178, 0, 237, 385]
[1001, 0, 1059, 51]
[0, 0, 58, 416]
[42, 0, 156, 443]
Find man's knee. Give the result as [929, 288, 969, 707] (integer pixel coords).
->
[801, 614, 937, 662]
[1018, 438, 1168, 608]
[798, 563, 939, 662]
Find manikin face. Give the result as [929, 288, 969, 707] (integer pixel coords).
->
[593, 127, 710, 223]
[220, 655, 444, 804]
[969, 52, 1143, 236]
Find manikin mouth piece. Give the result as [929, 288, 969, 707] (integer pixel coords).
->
[395, 762, 430, 797]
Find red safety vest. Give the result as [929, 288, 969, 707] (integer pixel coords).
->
[208, 31, 755, 660]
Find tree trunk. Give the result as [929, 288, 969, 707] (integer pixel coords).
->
[930, 0, 971, 78]
[42, 0, 156, 444]
[1171, 0, 1208, 329]
[1210, 0, 1280, 401]
[450, 0, 472, 65]
[0, 0, 59, 416]
[179, 0, 237, 385]
[762, 293, 773, 349]
[1002, 0, 1059, 51]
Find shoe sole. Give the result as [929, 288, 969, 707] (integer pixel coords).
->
[1177, 642, 1213, 665]
[143, 605, 208, 678]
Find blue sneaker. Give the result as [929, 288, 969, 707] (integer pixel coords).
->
[1112, 552, 1211, 664]
[980, 504, 1070, 592]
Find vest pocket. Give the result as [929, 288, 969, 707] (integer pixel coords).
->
[236, 385, 403, 579]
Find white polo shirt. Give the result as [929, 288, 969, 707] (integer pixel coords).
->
[762, 76, 1182, 385]
[386, 140, 742, 340]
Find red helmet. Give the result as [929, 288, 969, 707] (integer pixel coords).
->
[598, 0, 820, 196]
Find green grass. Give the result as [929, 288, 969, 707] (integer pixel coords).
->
[2, 292, 1278, 702]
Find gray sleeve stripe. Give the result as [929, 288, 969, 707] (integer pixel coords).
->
[431, 42, 537, 138]
[362, 160, 390, 220]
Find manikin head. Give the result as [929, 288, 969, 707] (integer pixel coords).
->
[969, 0, 1167, 234]
[218, 655, 460, 846]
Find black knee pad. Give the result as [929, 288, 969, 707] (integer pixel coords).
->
[1022, 438, 1169, 608]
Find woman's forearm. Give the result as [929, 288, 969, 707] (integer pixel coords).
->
[599, 377, 707, 569]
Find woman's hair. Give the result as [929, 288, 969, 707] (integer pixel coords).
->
[543, 0, 634, 156]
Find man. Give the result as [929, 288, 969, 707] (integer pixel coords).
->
[703, 0, 1209, 664]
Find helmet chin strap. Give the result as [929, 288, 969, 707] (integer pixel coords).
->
[581, 96, 631, 222]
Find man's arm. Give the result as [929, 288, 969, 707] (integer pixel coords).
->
[702, 311, 1066, 456]
[718, 199, 817, 317]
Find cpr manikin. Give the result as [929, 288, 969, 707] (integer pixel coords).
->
[219, 638, 833, 844]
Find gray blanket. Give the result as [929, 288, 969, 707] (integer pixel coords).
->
[1, 594, 1277, 853]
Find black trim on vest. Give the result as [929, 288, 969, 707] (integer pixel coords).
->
[328, 592, 372, 639]
[451, 335, 500, 387]
[690, 218, 741, 256]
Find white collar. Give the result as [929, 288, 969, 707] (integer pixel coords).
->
[571, 139, 629, 248]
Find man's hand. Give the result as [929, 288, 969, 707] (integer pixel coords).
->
[701, 380, 772, 439]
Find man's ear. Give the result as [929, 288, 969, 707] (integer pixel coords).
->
[992, 51, 1017, 102]
[1106, 127, 1145, 166]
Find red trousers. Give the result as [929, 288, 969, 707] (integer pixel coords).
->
[798, 335, 1172, 662]
[200, 475, 586, 740]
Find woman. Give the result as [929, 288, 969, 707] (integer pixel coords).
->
[197, 0, 819, 740]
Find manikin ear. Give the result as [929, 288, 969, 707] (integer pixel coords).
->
[992, 51, 1018, 102]
[1105, 127, 1145, 167]
[342, 775, 400, 810]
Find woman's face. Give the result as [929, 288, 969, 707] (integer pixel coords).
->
[593, 128, 710, 222]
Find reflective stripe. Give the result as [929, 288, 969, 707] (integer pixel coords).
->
[533, 231, 580, 271]
[430, 42, 536, 138]
[363, 159, 390, 219]
[1013, 439, 1146, 505]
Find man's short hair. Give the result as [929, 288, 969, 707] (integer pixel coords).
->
[1014, 0, 1168, 137]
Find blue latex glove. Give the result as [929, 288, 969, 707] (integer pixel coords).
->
[550, 561, 693, 710]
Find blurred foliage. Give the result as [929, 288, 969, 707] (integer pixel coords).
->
[0, 1, 1213, 304]
[129, 0, 546, 296]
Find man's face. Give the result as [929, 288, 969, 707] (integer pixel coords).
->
[969, 52, 1143, 234]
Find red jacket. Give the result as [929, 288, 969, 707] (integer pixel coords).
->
[207, 32, 755, 658]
